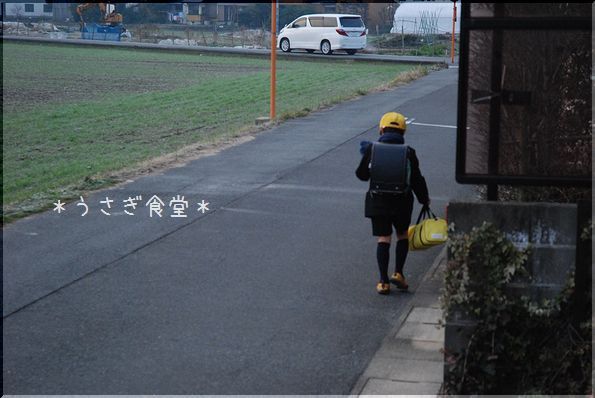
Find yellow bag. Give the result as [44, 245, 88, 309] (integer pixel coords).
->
[408, 207, 448, 251]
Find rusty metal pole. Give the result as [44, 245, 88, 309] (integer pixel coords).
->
[270, 0, 277, 120]
[451, 0, 456, 64]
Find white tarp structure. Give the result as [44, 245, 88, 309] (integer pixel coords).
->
[390, 3, 461, 35]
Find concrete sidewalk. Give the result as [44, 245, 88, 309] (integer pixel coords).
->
[351, 247, 447, 396]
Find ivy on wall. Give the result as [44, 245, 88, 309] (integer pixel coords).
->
[441, 222, 591, 394]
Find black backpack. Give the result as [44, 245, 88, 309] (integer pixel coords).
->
[369, 142, 411, 195]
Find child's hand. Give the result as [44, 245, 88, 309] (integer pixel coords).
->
[359, 140, 372, 155]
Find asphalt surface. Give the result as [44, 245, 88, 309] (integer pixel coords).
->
[3, 66, 474, 394]
[3, 35, 454, 65]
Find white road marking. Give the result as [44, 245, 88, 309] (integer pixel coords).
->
[410, 122, 457, 129]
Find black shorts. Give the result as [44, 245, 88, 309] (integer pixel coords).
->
[371, 214, 411, 236]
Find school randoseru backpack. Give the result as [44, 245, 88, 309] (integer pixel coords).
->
[369, 142, 411, 195]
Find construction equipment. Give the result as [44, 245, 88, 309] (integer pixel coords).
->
[76, 3, 123, 30]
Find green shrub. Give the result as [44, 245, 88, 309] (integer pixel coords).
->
[442, 222, 592, 394]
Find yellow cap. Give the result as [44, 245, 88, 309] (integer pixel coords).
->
[379, 112, 407, 133]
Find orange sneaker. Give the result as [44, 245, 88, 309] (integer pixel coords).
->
[376, 282, 390, 295]
[390, 272, 409, 290]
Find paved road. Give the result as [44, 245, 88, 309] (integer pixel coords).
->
[3, 67, 474, 394]
[3, 35, 454, 65]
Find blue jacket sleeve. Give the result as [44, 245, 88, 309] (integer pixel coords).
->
[356, 143, 372, 181]
[359, 140, 372, 155]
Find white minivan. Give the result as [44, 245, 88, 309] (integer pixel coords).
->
[277, 14, 367, 55]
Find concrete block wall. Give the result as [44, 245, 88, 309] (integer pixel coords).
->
[447, 201, 577, 289]
[447, 201, 577, 246]
[443, 200, 578, 380]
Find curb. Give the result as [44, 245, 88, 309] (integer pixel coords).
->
[350, 246, 447, 396]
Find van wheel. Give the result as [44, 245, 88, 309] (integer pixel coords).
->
[346, 50, 357, 55]
[280, 38, 291, 52]
[320, 40, 332, 55]
[306, 49, 314, 54]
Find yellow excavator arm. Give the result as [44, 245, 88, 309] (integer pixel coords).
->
[76, 3, 123, 29]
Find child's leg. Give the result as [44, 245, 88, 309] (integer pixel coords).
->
[377, 235, 391, 283]
[395, 230, 409, 274]
[372, 218, 392, 284]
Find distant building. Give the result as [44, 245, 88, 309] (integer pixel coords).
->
[4, 2, 53, 19]
[3, 2, 71, 22]
[164, 2, 240, 25]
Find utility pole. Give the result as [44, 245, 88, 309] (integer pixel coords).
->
[270, 1, 277, 120]
[451, 0, 457, 64]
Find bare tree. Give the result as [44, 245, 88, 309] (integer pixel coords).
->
[379, 4, 398, 34]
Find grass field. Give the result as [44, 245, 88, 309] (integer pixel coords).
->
[3, 41, 426, 222]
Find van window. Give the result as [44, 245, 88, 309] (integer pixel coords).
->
[293, 17, 307, 28]
[309, 17, 323, 27]
[340, 17, 364, 28]
[323, 17, 338, 27]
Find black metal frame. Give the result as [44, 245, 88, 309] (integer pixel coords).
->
[455, 3, 592, 188]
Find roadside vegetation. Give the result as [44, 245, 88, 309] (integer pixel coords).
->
[442, 223, 591, 394]
[369, 33, 458, 57]
[3, 42, 429, 222]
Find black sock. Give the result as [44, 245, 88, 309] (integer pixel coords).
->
[395, 239, 409, 275]
[377, 242, 390, 283]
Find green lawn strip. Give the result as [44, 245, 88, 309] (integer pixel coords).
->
[4, 43, 419, 222]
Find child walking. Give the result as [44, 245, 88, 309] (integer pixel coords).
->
[356, 112, 430, 294]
